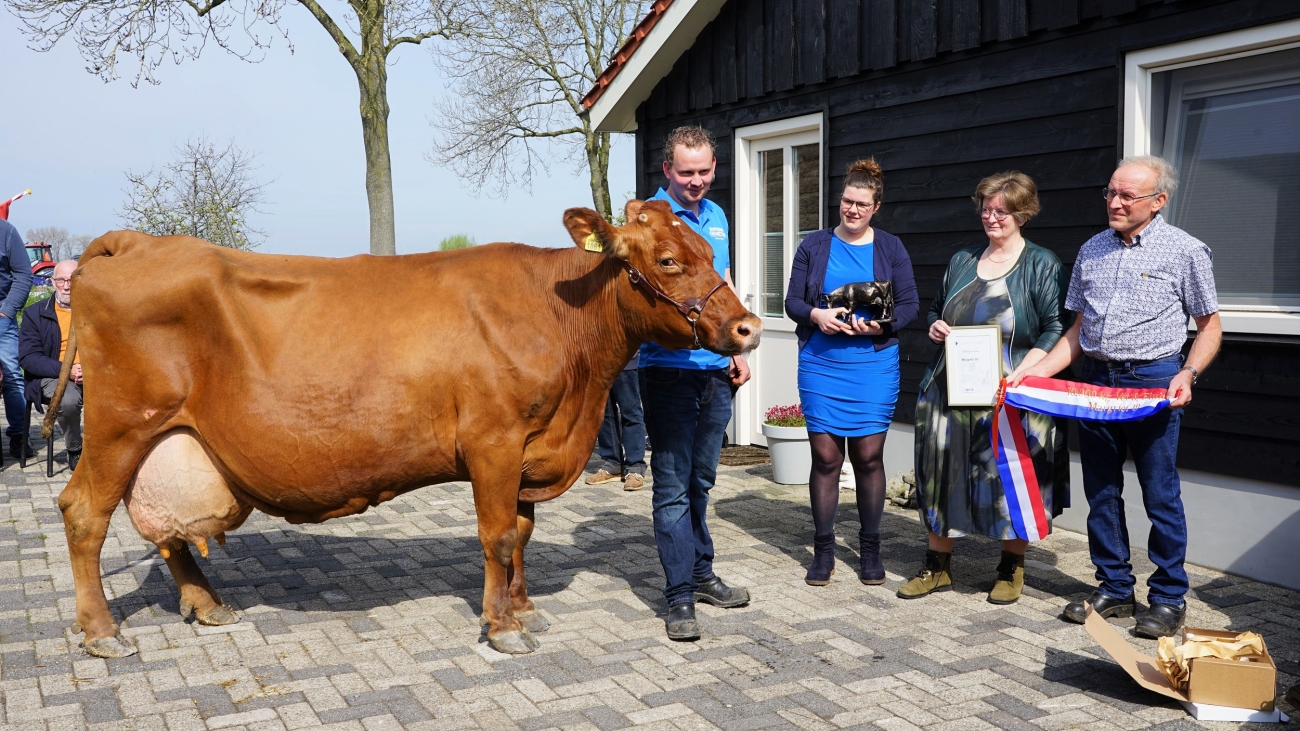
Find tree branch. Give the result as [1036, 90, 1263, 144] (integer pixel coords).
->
[294, 0, 359, 64]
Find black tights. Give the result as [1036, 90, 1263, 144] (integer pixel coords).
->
[808, 431, 887, 537]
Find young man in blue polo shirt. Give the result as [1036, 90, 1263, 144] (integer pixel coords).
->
[642, 126, 751, 641]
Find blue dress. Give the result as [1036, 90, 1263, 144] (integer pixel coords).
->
[797, 235, 901, 437]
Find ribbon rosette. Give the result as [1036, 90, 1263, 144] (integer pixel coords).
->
[990, 376, 1170, 541]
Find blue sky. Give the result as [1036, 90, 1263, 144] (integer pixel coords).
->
[0, 12, 635, 257]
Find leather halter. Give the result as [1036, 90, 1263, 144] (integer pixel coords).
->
[620, 261, 728, 349]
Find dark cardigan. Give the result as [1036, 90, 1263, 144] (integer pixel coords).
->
[783, 228, 920, 350]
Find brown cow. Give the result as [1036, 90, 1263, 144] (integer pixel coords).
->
[49, 200, 761, 658]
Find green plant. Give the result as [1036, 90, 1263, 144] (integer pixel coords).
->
[17, 287, 52, 327]
[439, 234, 476, 251]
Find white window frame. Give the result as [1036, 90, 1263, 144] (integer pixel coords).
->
[732, 113, 824, 334]
[730, 112, 823, 446]
[1124, 18, 1300, 336]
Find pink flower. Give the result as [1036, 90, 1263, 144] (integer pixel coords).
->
[764, 404, 806, 427]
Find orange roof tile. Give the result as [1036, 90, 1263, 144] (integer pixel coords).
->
[581, 0, 676, 111]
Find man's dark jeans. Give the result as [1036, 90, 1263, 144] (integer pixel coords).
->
[1078, 354, 1188, 607]
[641, 367, 732, 607]
[597, 369, 646, 476]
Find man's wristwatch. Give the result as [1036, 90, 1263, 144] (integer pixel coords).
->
[1178, 365, 1199, 384]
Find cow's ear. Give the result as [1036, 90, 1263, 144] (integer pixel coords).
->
[563, 207, 629, 260]
[624, 199, 645, 222]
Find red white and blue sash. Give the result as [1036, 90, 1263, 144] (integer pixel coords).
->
[991, 376, 1169, 541]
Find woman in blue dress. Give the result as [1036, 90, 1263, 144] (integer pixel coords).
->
[784, 159, 919, 586]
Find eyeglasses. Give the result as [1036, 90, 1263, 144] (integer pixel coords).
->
[840, 198, 877, 211]
[1102, 187, 1160, 206]
[978, 208, 1012, 221]
[52, 278, 72, 286]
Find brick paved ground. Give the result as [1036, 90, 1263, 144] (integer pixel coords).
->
[1, 436, 1296, 731]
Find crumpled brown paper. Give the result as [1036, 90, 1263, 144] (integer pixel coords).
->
[1156, 631, 1265, 690]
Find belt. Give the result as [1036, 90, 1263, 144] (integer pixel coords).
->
[1085, 354, 1180, 370]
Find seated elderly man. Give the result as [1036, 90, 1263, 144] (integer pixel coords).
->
[19, 260, 83, 470]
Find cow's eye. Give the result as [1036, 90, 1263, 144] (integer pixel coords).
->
[658, 257, 677, 269]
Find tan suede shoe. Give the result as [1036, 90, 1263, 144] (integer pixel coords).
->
[897, 550, 951, 599]
[585, 469, 621, 485]
[987, 551, 1025, 605]
[623, 473, 645, 491]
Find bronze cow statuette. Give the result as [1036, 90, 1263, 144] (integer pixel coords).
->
[822, 281, 895, 324]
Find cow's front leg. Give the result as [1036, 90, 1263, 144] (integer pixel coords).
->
[469, 457, 538, 654]
[510, 501, 549, 634]
[59, 470, 136, 658]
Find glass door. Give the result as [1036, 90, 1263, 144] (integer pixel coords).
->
[756, 141, 821, 320]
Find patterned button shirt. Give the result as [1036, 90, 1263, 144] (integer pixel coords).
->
[1065, 214, 1218, 362]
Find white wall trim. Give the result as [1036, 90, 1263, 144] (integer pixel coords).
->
[586, 0, 728, 133]
[731, 113, 825, 446]
[1124, 18, 1300, 335]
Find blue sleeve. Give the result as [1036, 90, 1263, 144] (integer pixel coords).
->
[1, 227, 31, 320]
[784, 239, 814, 326]
[887, 237, 920, 333]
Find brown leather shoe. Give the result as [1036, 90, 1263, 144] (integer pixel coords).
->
[623, 473, 645, 491]
[897, 550, 951, 599]
[987, 551, 1024, 605]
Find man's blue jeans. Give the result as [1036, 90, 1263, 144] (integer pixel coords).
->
[641, 367, 732, 607]
[1078, 354, 1188, 607]
[597, 369, 646, 476]
[0, 315, 25, 439]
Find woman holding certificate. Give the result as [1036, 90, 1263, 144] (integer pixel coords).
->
[903, 171, 1069, 605]
[784, 159, 919, 587]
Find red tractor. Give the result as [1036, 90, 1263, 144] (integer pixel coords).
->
[26, 242, 55, 285]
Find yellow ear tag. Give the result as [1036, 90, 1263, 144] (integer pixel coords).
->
[583, 232, 604, 252]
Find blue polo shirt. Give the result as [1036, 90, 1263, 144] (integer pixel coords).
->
[640, 188, 731, 370]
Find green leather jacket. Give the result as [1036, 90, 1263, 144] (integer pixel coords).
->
[918, 241, 1072, 394]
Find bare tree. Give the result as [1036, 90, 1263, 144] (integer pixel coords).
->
[4, 0, 460, 255]
[119, 138, 269, 251]
[24, 226, 94, 260]
[428, 0, 646, 221]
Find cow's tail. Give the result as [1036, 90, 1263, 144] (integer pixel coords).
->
[41, 312, 77, 441]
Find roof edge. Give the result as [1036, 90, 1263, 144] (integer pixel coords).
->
[582, 0, 728, 133]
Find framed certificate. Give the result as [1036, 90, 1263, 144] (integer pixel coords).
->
[945, 325, 1003, 407]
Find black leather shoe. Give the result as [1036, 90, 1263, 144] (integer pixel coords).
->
[665, 603, 699, 641]
[68, 449, 82, 472]
[1135, 603, 1185, 638]
[694, 576, 750, 608]
[9, 437, 34, 460]
[1062, 590, 1137, 624]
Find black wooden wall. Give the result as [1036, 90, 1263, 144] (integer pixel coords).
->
[634, 0, 1300, 485]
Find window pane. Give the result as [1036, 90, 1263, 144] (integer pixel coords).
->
[761, 149, 785, 317]
[795, 144, 820, 241]
[1162, 55, 1300, 306]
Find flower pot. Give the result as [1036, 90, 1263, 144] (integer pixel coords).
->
[762, 423, 812, 485]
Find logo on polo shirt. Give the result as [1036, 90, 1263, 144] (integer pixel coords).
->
[708, 226, 725, 240]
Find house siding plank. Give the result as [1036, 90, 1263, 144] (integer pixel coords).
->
[797, 0, 828, 87]
[997, 0, 1028, 40]
[868, 0, 898, 69]
[951, 0, 982, 51]
[828, 0, 862, 78]
[742, 0, 766, 99]
[715, 2, 739, 105]
[769, 0, 797, 91]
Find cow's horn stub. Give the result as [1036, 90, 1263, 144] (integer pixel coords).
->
[637, 213, 649, 223]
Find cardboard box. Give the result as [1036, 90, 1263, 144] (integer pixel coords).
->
[1084, 609, 1278, 714]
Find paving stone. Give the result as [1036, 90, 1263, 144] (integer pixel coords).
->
[2, 443, 1292, 730]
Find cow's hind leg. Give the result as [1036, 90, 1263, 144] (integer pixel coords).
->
[59, 468, 136, 658]
[469, 455, 538, 654]
[510, 501, 549, 634]
[162, 542, 239, 626]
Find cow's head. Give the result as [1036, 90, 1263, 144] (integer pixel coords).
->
[563, 200, 761, 355]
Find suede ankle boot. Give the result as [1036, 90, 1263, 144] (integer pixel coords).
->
[805, 534, 836, 586]
[897, 550, 952, 599]
[857, 531, 885, 585]
[987, 550, 1025, 605]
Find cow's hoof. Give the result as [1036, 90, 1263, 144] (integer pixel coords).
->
[84, 635, 137, 658]
[488, 628, 539, 654]
[516, 611, 550, 634]
[196, 604, 240, 626]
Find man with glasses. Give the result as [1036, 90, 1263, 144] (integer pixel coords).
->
[0, 218, 33, 463]
[19, 260, 82, 470]
[1013, 156, 1221, 638]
